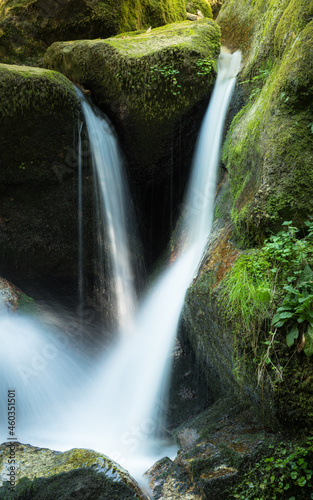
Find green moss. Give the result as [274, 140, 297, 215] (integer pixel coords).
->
[186, 0, 213, 18]
[16, 291, 39, 315]
[274, 0, 313, 57]
[221, 7, 313, 243]
[43, 20, 221, 123]
[0, 64, 78, 119]
[0, 0, 187, 64]
[0, 445, 144, 499]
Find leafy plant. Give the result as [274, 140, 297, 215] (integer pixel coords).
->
[220, 220, 313, 389]
[231, 439, 313, 499]
[147, 64, 182, 96]
[240, 64, 272, 101]
[196, 58, 212, 76]
[272, 274, 313, 356]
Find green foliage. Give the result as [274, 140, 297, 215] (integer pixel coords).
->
[267, 221, 313, 356]
[231, 438, 313, 499]
[220, 221, 313, 388]
[195, 57, 212, 75]
[219, 251, 273, 356]
[240, 64, 272, 101]
[147, 64, 182, 95]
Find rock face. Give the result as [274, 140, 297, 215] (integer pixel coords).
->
[146, 397, 275, 499]
[182, 0, 313, 430]
[43, 19, 221, 261]
[0, 64, 86, 278]
[0, 443, 147, 499]
[218, 0, 313, 240]
[0, 0, 186, 64]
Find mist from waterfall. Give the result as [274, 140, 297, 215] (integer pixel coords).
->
[0, 50, 241, 483]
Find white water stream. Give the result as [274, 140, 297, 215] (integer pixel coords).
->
[77, 89, 137, 329]
[0, 50, 241, 484]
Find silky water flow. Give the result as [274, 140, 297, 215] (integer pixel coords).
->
[0, 49, 241, 483]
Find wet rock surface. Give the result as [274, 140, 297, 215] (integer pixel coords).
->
[147, 396, 276, 499]
[0, 277, 38, 314]
[0, 443, 148, 499]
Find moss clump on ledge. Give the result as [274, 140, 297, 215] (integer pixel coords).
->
[0, 63, 80, 184]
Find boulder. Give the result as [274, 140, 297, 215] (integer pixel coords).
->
[0, 443, 148, 499]
[219, 0, 313, 240]
[43, 19, 221, 260]
[0, 0, 186, 65]
[0, 63, 87, 278]
[146, 397, 276, 499]
[0, 277, 39, 314]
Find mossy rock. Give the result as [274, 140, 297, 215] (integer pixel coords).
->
[0, 0, 186, 65]
[0, 444, 147, 499]
[218, 0, 313, 242]
[43, 20, 220, 125]
[0, 64, 92, 278]
[43, 19, 220, 260]
[186, 0, 213, 18]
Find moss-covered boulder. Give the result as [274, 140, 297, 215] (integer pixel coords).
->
[0, 63, 88, 278]
[0, 0, 187, 65]
[0, 444, 147, 499]
[217, 0, 313, 241]
[43, 19, 221, 259]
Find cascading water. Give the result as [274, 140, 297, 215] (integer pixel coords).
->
[76, 88, 137, 329]
[0, 49, 241, 485]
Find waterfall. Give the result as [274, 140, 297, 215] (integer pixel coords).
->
[69, 49, 242, 476]
[76, 89, 137, 329]
[77, 121, 84, 319]
[0, 50, 241, 484]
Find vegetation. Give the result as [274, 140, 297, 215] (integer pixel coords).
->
[186, 0, 213, 18]
[219, 221, 313, 388]
[231, 438, 313, 500]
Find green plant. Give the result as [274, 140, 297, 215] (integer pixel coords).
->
[262, 221, 308, 282]
[240, 65, 271, 101]
[147, 64, 182, 96]
[219, 251, 274, 360]
[231, 439, 313, 499]
[220, 221, 313, 389]
[196, 58, 212, 76]
[272, 274, 313, 356]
